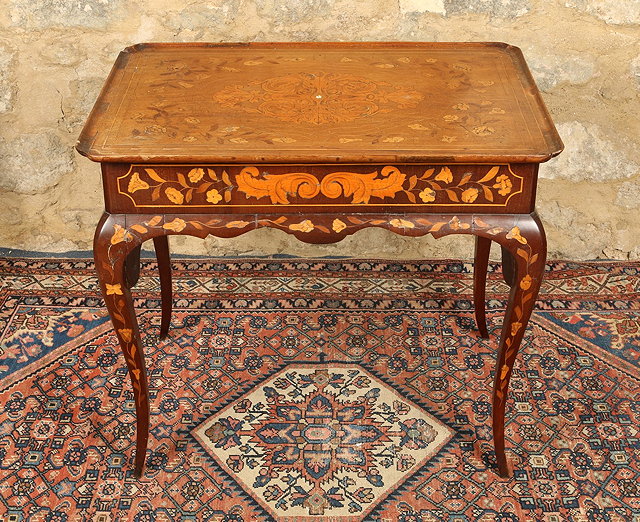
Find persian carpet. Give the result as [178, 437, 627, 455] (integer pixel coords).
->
[0, 256, 639, 522]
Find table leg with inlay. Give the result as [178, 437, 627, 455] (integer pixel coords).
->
[152, 236, 172, 339]
[474, 236, 492, 339]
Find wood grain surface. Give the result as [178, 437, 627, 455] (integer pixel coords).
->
[76, 42, 563, 164]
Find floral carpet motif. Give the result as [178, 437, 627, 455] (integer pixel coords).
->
[194, 365, 452, 519]
[0, 256, 639, 521]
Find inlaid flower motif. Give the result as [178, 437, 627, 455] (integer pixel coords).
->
[520, 274, 532, 290]
[289, 220, 314, 233]
[165, 187, 184, 204]
[163, 218, 187, 232]
[127, 172, 150, 193]
[443, 114, 459, 122]
[110, 224, 132, 245]
[452, 103, 469, 111]
[493, 175, 513, 196]
[472, 125, 495, 136]
[188, 168, 205, 183]
[506, 226, 527, 244]
[511, 322, 523, 336]
[105, 283, 123, 296]
[389, 218, 415, 229]
[448, 216, 470, 230]
[435, 167, 453, 183]
[206, 189, 223, 204]
[419, 187, 436, 203]
[461, 188, 479, 203]
[118, 328, 133, 342]
[332, 219, 347, 233]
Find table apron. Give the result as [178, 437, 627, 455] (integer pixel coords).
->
[102, 162, 538, 215]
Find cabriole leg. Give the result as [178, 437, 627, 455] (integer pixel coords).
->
[94, 213, 150, 478]
[473, 236, 491, 339]
[492, 214, 546, 477]
[153, 236, 172, 339]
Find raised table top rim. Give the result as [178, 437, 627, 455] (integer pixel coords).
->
[76, 41, 564, 165]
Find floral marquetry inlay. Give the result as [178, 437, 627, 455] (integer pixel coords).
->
[212, 72, 424, 125]
[116, 164, 524, 209]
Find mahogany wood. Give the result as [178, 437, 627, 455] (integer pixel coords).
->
[473, 236, 491, 339]
[153, 236, 172, 340]
[124, 245, 141, 288]
[502, 244, 517, 286]
[79, 42, 562, 479]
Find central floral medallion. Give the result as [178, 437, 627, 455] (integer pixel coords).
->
[212, 71, 424, 125]
[193, 364, 452, 520]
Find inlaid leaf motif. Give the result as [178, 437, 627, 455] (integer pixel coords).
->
[130, 224, 147, 234]
[177, 173, 189, 188]
[478, 166, 500, 183]
[225, 220, 251, 228]
[145, 168, 166, 183]
[389, 218, 414, 229]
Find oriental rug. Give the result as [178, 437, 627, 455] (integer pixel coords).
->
[0, 256, 639, 521]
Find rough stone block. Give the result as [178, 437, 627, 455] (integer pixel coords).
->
[255, 0, 331, 23]
[444, 0, 530, 19]
[616, 180, 640, 209]
[564, 0, 640, 25]
[164, 3, 243, 35]
[0, 42, 16, 113]
[399, 0, 446, 15]
[10, 0, 121, 29]
[0, 132, 75, 194]
[632, 55, 640, 87]
[62, 77, 105, 130]
[27, 235, 80, 252]
[39, 37, 87, 67]
[528, 53, 597, 91]
[541, 122, 639, 182]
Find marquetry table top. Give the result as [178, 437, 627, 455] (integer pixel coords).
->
[76, 42, 562, 164]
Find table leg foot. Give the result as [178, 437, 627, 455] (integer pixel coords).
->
[94, 213, 150, 478]
[153, 236, 172, 340]
[473, 236, 491, 339]
[491, 213, 546, 478]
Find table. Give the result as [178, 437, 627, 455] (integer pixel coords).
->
[76, 42, 563, 478]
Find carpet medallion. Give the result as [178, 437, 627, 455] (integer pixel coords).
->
[0, 257, 639, 521]
[194, 364, 453, 519]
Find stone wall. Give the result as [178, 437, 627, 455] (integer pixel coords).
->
[0, 0, 638, 260]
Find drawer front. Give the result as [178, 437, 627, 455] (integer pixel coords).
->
[103, 163, 536, 214]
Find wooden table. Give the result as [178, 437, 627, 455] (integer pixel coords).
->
[76, 42, 563, 478]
